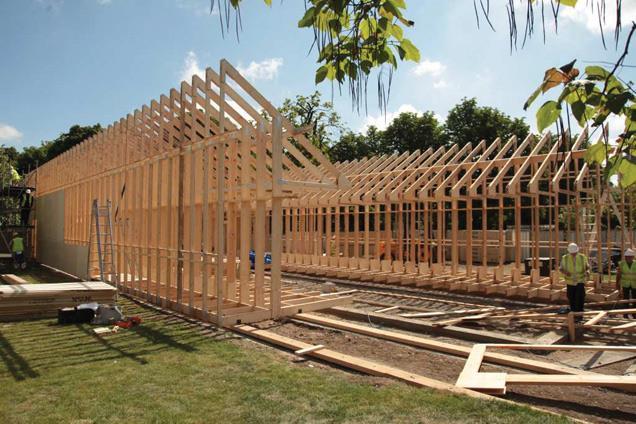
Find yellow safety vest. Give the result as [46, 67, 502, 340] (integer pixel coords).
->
[619, 260, 636, 289]
[11, 237, 24, 253]
[561, 253, 587, 286]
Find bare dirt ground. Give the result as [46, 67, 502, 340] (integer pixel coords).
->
[259, 274, 636, 424]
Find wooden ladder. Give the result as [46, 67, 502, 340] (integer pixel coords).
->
[88, 199, 118, 285]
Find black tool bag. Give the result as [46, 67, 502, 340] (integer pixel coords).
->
[57, 307, 95, 324]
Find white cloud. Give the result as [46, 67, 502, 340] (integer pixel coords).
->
[561, 1, 636, 34]
[180, 51, 205, 83]
[0, 124, 23, 142]
[237, 58, 283, 81]
[412, 59, 446, 77]
[176, 0, 217, 16]
[360, 104, 423, 132]
[97, 0, 112, 5]
[433, 80, 448, 89]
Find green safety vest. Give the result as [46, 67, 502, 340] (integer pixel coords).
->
[561, 253, 587, 286]
[619, 260, 636, 289]
[20, 193, 32, 208]
[11, 237, 24, 253]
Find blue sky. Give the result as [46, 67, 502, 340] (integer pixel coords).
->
[0, 0, 635, 150]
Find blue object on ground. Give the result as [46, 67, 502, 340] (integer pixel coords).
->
[249, 250, 272, 268]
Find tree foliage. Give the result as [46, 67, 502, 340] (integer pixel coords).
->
[329, 129, 383, 162]
[43, 124, 102, 162]
[524, 23, 636, 188]
[324, 98, 529, 162]
[11, 124, 101, 176]
[279, 91, 344, 153]
[211, 1, 623, 111]
[445, 98, 530, 147]
[0, 148, 16, 187]
[213, 0, 420, 111]
[382, 111, 446, 153]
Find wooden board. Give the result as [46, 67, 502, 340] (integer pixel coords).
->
[456, 343, 636, 394]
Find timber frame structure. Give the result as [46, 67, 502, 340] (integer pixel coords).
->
[30, 60, 636, 323]
[32, 59, 351, 326]
[281, 128, 634, 303]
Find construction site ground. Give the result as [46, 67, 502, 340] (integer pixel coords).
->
[1, 265, 633, 423]
[258, 273, 636, 424]
[0, 297, 561, 424]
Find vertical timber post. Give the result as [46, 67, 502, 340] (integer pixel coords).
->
[215, 62, 227, 327]
[270, 114, 283, 318]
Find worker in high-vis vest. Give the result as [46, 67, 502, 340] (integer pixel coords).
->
[20, 189, 33, 226]
[617, 248, 636, 319]
[560, 242, 589, 315]
[10, 232, 26, 270]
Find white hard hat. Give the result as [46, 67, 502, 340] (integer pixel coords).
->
[25, 189, 31, 194]
[567, 243, 579, 254]
[626, 248, 635, 257]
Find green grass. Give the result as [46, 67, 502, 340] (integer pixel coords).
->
[0, 299, 569, 424]
[0, 263, 78, 284]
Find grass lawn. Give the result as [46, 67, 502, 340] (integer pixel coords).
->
[0, 298, 569, 424]
[0, 263, 79, 284]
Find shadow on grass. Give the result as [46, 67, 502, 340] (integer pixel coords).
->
[0, 298, 244, 381]
[0, 331, 39, 381]
[75, 324, 149, 365]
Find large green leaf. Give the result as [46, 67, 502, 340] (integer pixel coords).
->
[315, 65, 329, 84]
[524, 85, 542, 110]
[536, 100, 561, 132]
[607, 92, 634, 114]
[298, 7, 316, 28]
[584, 142, 607, 164]
[399, 38, 420, 62]
[570, 101, 588, 127]
[619, 158, 636, 188]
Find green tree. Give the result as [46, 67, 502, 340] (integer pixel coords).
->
[279, 91, 344, 153]
[444, 98, 529, 147]
[0, 148, 15, 187]
[329, 128, 384, 161]
[13, 124, 101, 175]
[212, 1, 619, 109]
[15, 145, 48, 174]
[1, 146, 19, 165]
[44, 124, 101, 162]
[382, 111, 446, 153]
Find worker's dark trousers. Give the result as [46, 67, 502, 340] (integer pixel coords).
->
[567, 283, 585, 313]
[623, 287, 636, 316]
[20, 208, 30, 226]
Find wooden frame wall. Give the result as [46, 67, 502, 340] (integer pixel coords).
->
[282, 129, 632, 303]
[34, 60, 350, 326]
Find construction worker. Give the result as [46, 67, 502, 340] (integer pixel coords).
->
[10, 166, 20, 184]
[617, 248, 636, 319]
[560, 242, 589, 316]
[20, 189, 33, 226]
[10, 232, 26, 270]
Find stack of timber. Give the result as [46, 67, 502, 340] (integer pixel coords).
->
[0, 282, 117, 321]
